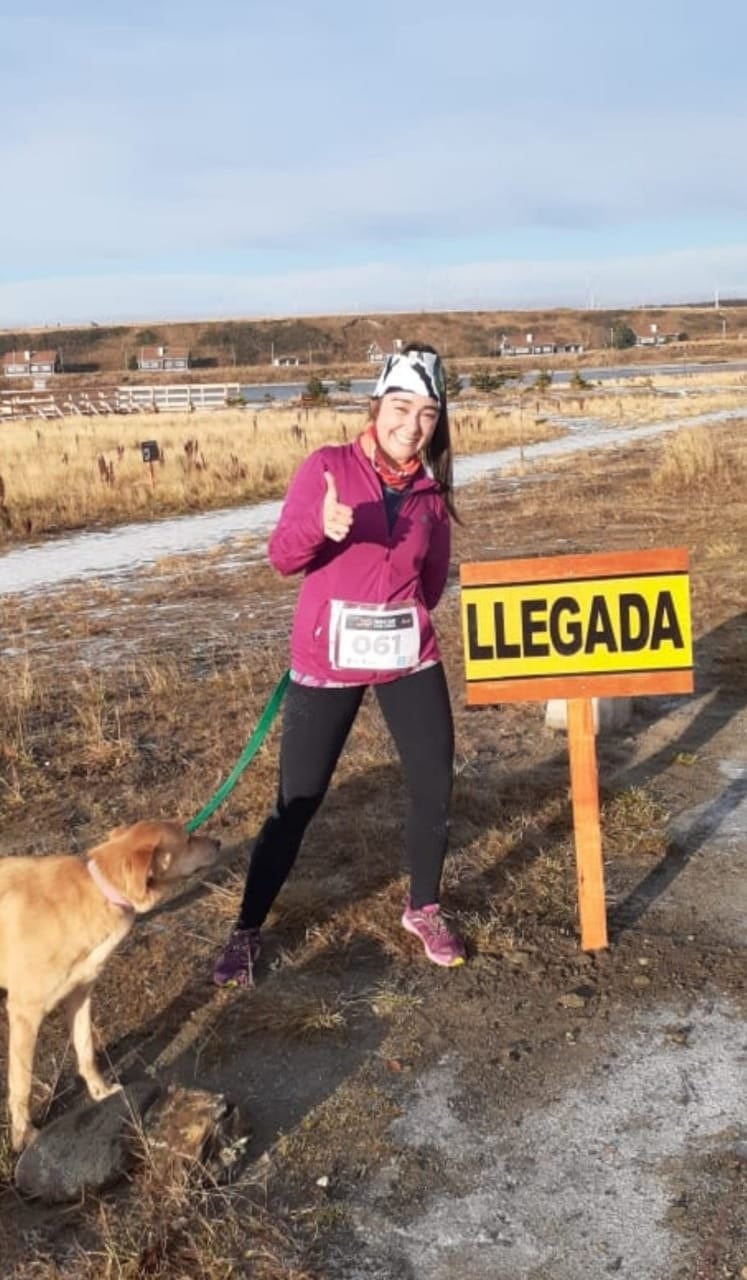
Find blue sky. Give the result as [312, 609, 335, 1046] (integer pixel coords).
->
[2, 0, 747, 326]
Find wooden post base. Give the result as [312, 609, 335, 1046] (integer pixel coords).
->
[566, 698, 608, 951]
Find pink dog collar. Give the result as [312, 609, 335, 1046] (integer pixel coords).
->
[86, 858, 135, 912]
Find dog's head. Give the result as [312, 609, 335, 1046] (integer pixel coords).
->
[88, 820, 221, 912]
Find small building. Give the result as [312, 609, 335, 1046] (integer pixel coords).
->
[499, 333, 584, 357]
[272, 355, 302, 367]
[635, 323, 684, 347]
[499, 334, 530, 357]
[136, 345, 190, 372]
[635, 323, 665, 347]
[2, 348, 63, 377]
[366, 338, 403, 364]
[500, 332, 555, 357]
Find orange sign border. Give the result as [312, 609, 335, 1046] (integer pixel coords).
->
[460, 547, 693, 704]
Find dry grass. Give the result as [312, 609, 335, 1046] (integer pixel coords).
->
[0, 401, 560, 538]
[601, 787, 670, 860]
[0, 1127, 13, 1188]
[369, 985, 424, 1018]
[537, 374, 747, 425]
[2, 1157, 317, 1280]
[73, 673, 135, 769]
[4, 368, 743, 540]
[0, 654, 44, 809]
[652, 424, 736, 492]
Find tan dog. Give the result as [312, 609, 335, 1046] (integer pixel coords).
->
[0, 820, 220, 1151]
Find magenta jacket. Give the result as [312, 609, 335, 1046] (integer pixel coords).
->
[268, 439, 451, 685]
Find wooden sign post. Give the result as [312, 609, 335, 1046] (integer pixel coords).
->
[460, 548, 693, 951]
[140, 440, 160, 490]
[567, 697, 607, 950]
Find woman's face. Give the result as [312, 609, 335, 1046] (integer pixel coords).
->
[374, 392, 440, 464]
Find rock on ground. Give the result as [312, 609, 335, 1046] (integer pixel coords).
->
[14, 1080, 160, 1204]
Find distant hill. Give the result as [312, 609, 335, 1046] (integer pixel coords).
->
[2, 303, 747, 378]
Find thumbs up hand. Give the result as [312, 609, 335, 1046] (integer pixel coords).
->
[322, 471, 354, 543]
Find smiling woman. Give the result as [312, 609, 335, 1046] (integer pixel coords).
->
[213, 342, 468, 988]
[370, 393, 439, 466]
[367, 348, 458, 522]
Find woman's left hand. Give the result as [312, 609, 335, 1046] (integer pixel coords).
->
[322, 471, 354, 542]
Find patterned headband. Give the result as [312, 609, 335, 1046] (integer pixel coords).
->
[373, 350, 445, 405]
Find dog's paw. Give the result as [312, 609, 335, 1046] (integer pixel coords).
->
[88, 1079, 123, 1103]
[11, 1120, 39, 1154]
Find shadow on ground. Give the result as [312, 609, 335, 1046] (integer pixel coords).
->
[609, 609, 747, 933]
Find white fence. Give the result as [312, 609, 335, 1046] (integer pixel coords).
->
[0, 383, 242, 421]
[0, 393, 66, 421]
[114, 383, 241, 412]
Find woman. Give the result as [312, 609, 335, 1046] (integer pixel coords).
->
[213, 343, 465, 987]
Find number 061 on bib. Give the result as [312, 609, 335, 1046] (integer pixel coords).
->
[329, 600, 421, 672]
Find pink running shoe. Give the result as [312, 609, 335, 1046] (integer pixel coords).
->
[401, 902, 466, 968]
[213, 927, 261, 988]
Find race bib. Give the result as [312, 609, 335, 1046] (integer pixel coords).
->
[329, 601, 421, 671]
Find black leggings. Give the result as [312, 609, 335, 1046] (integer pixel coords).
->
[237, 662, 454, 929]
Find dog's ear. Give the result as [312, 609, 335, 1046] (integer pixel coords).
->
[149, 844, 174, 881]
[115, 834, 173, 903]
[89, 822, 183, 905]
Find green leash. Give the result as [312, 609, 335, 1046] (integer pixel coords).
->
[187, 669, 291, 832]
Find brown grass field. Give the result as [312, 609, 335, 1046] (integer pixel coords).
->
[0, 401, 560, 539]
[1, 367, 746, 539]
[0, 378, 746, 1276]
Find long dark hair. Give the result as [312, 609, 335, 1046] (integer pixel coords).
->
[372, 340, 459, 522]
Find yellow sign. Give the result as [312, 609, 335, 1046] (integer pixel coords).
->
[460, 549, 693, 703]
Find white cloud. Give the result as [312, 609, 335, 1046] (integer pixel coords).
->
[4, 106, 747, 272]
[3, 241, 747, 328]
[2, 1, 747, 317]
